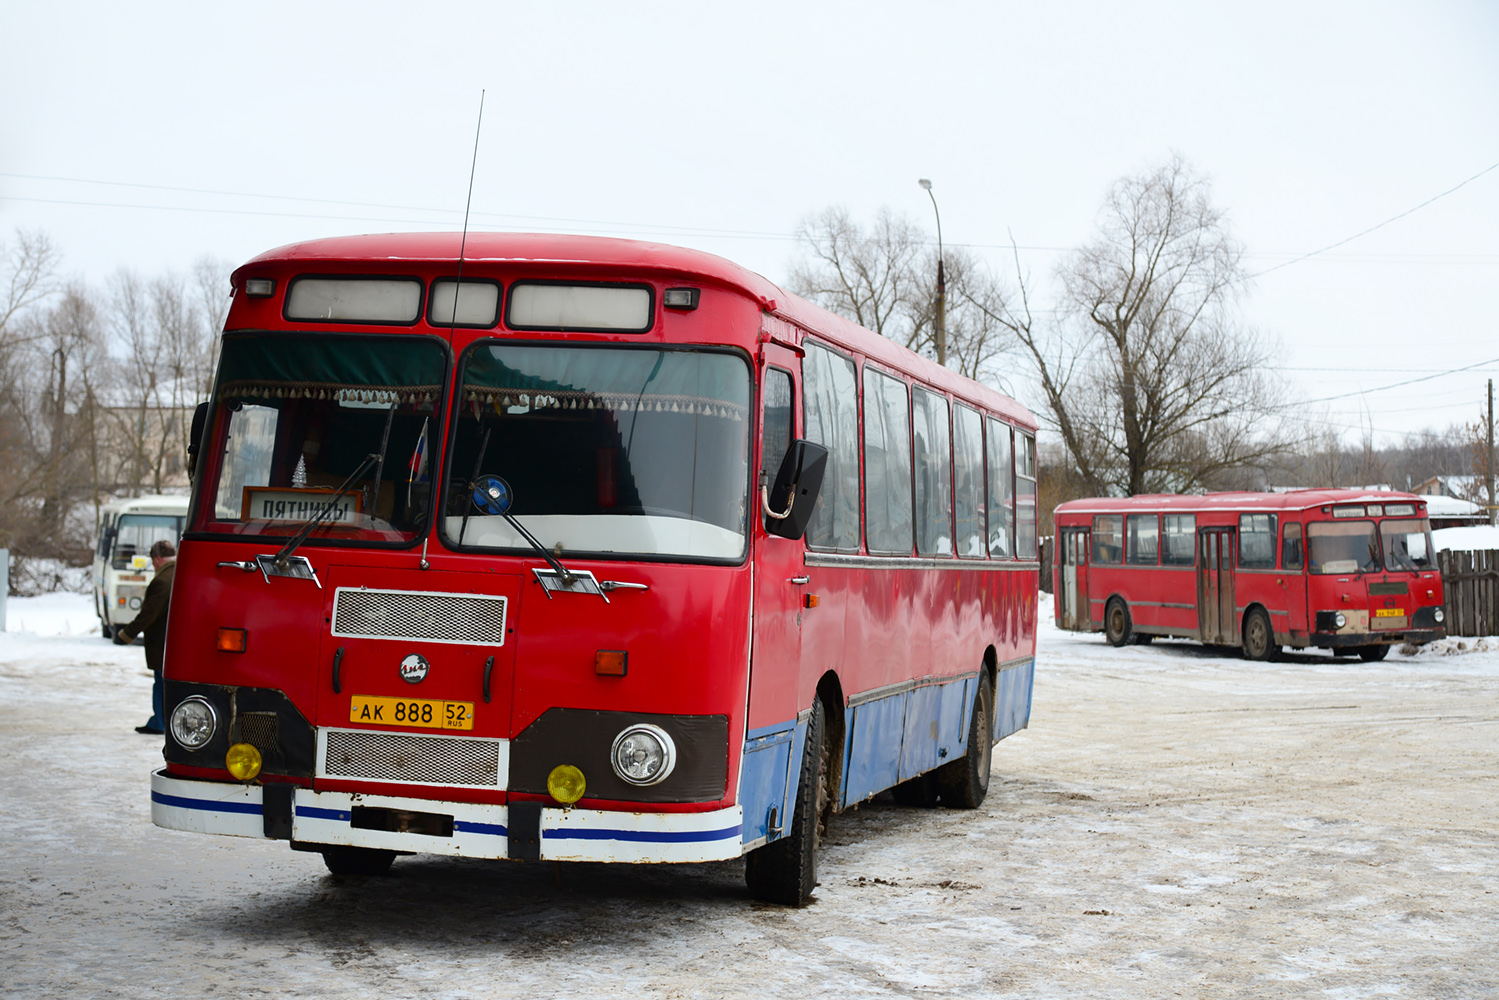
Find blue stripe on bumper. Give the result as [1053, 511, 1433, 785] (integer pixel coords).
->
[545, 824, 742, 844]
[151, 790, 261, 816]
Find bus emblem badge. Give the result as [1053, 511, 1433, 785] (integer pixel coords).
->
[399, 654, 429, 684]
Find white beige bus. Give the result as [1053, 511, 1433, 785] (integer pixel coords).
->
[93, 495, 189, 638]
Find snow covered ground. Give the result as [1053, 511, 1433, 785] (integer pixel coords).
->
[2, 592, 1496, 998]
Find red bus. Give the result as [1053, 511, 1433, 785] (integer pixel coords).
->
[1053, 490, 1446, 660]
[150, 233, 1040, 905]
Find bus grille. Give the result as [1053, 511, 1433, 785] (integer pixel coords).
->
[331, 588, 507, 646]
[230, 712, 279, 754]
[321, 730, 503, 787]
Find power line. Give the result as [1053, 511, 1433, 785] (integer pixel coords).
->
[1251, 160, 1499, 278]
[1286, 355, 1499, 407]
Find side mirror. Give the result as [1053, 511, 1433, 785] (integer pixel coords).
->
[762, 438, 828, 540]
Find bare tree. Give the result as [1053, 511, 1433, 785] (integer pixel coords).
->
[787, 207, 1014, 382]
[967, 156, 1291, 495]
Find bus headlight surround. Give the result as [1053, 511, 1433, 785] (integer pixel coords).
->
[610, 724, 676, 786]
[170, 696, 218, 750]
[1434, 607, 1445, 624]
[1333, 611, 1347, 629]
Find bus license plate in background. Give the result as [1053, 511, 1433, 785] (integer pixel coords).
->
[349, 695, 474, 731]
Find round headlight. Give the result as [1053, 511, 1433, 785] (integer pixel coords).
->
[547, 764, 587, 804]
[226, 743, 262, 782]
[1333, 612, 1347, 629]
[610, 724, 676, 786]
[1434, 607, 1445, 624]
[170, 696, 218, 750]
[129, 596, 142, 610]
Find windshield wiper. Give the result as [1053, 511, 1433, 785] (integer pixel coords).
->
[273, 451, 381, 570]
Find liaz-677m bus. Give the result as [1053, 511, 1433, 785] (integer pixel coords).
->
[1053, 490, 1446, 660]
[150, 233, 1039, 905]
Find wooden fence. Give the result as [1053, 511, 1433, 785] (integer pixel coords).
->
[1437, 548, 1499, 636]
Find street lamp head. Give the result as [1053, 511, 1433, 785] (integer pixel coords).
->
[918, 178, 932, 190]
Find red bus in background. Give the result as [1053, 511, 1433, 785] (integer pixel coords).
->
[1053, 490, 1446, 660]
[150, 233, 1040, 906]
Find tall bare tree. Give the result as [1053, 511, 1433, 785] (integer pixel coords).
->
[968, 156, 1290, 494]
[787, 207, 1014, 383]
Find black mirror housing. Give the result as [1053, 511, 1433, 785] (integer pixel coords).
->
[764, 438, 829, 540]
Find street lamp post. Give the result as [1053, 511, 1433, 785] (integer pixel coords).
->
[918, 178, 946, 367]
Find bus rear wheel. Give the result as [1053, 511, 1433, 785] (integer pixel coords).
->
[1104, 599, 1134, 647]
[320, 846, 396, 876]
[1356, 644, 1390, 662]
[935, 678, 993, 810]
[1242, 608, 1279, 661]
[745, 699, 830, 906]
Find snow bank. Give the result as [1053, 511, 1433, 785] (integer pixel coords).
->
[1433, 524, 1499, 552]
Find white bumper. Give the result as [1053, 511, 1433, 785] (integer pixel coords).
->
[150, 769, 744, 864]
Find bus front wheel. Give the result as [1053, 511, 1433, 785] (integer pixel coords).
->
[745, 699, 831, 906]
[1242, 608, 1279, 661]
[1104, 599, 1134, 647]
[1356, 644, 1390, 662]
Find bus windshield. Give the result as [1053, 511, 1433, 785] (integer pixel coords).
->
[112, 514, 182, 569]
[1380, 518, 1435, 572]
[197, 333, 448, 544]
[1307, 520, 1380, 575]
[443, 343, 750, 560]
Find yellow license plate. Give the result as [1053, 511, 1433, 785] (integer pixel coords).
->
[1374, 608, 1405, 617]
[349, 696, 474, 731]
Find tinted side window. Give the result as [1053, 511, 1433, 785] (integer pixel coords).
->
[1126, 514, 1159, 565]
[913, 387, 953, 556]
[986, 418, 1013, 557]
[1282, 521, 1303, 570]
[1092, 514, 1123, 565]
[1016, 432, 1038, 560]
[864, 369, 912, 554]
[1239, 513, 1277, 569]
[803, 344, 860, 552]
[1162, 514, 1196, 565]
[953, 404, 986, 559]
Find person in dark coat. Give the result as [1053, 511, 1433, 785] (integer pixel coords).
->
[113, 539, 177, 734]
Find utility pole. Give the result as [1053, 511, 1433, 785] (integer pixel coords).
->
[1488, 379, 1495, 525]
[918, 179, 946, 367]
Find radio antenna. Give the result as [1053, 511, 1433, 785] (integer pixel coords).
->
[450, 89, 486, 334]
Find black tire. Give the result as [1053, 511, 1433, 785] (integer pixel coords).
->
[1133, 633, 1154, 645]
[891, 773, 940, 807]
[745, 700, 831, 906]
[1356, 644, 1390, 662]
[101, 623, 114, 640]
[1104, 598, 1133, 647]
[1242, 607, 1279, 661]
[320, 846, 396, 876]
[935, 677, 993, 810]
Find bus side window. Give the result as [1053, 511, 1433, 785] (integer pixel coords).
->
[1282, 522, 1303, 570]
[761, 368, 793, 485]
[953, 404, 986, 558]
[1092, 514, 1123, 565]
[1161, 514, 1195, 565]
[912, 386, 952, 556]
[1126, 514, 1159, 565]
[803, 344, 860, 552]
[1016, 432, 1037, 560]
[986, 418, 1013, 558]
[1238, 513, 1277, 569]
[864, 368, 913, 555]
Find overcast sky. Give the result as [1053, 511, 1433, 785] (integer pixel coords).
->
[3, 1, 1495, 457]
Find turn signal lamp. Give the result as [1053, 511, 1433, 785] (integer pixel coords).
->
[244, 278, 276, 297]
[226, 742, 262, 782]
[804, 594, 820, 609]
[217, 628, 248, 653]
[663, 287, 700, 310]
[547, 764, 587, 805]
[595, 650, 628, 676]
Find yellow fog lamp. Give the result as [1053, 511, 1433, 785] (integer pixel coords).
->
[547, 764, 586, 805]
[226, 742, 263, 782]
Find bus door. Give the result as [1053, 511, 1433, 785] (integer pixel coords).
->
[1197, 528, 1236, 644]
[1058, 528, 1090, 630]
[748, 358, 804, 730]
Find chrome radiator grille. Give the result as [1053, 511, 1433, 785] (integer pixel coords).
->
[331, 588, 507, 645]
[321, 729, 503, 787]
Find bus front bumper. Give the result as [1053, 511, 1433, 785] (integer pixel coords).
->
[151, 769, 744, 864]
